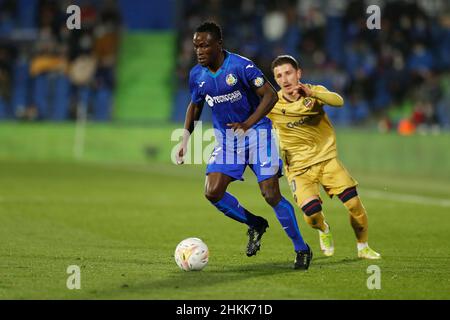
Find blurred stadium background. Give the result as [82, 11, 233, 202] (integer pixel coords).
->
[1, 0, 450, 299]
[0, 0, 449, 178]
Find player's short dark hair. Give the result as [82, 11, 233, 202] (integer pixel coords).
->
[271, 55, 300, 71]
[195, 21, 222, 41]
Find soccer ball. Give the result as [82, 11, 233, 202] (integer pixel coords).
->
[174, 237, 209, 271]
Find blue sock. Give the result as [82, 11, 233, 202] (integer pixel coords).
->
[273, 197, 308, 251]
[212, 192, 260, 226]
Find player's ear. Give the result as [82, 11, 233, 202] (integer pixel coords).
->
[297, 68, 302, 80]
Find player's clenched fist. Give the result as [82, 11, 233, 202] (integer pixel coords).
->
[176, 143, 187, 165]
[290, 83, 312, 97]
[227, 122, 251, 135]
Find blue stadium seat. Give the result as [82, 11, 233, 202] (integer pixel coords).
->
[372, 77, 392, 111]
[93, 87, 112, 121]
[78, 86, 91, 109]
[118, 0, 175, 30]
[324, 105, 340, 124]
[353, 100, 370, 123]
[284, 25, 301, 57]
[11, 61, 29, 118]
[326, 16, 345, 66]
[51, 74, 70, 121]
[17, 0, 38, 29]
[436, 100, 450, 129]
[32, 74, 49, 119]
[338, 102, 353, 126]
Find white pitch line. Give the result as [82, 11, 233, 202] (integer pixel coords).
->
[109, 164, 450, 208]
[1, 163, 449, 209]
[1, 189, 448, 208]
[361, 189, 450, 208]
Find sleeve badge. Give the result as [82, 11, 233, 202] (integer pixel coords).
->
[253, 77, 264, 88]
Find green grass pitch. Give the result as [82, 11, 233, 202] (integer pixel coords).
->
[1, 160, 449, 299]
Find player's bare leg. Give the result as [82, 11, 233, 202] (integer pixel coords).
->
[204, 172, 233, 203]
[258, 175, 282, 206]
[301, 196, 334, 257]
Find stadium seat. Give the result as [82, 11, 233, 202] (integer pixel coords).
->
[32, 74, 49, 119]
[372, 78, 392, 112]
[17, 0, 38, 29]
[353, 101, 370, 123]
[51, 74, 71, 121]
[339, 102, 353, 126]
[11, 61, 30, 118]
[324, 105, 339, 123]
[93, 87, 112, 121]
[436, 101, 450, 129]
[326, 16, 345, 65]
[79, 86, 91, 107]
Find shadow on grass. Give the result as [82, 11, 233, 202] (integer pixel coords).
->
[94, 256, 365, 298]
[312, 256, 361, 265]
[6, 252, 365, 298]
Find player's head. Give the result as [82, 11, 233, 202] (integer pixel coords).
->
[271, 55, 302, 93]
[193, 21, 223, 67]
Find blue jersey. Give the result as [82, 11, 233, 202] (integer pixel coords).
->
[189, 51, 281, 182]
[189, 51, 272, 139]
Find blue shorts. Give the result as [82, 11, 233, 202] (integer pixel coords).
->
[206, 127, 283, 183]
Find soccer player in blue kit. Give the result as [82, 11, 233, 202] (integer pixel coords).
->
[176, 22, 312, 269]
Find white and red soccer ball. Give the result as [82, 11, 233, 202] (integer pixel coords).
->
[174, 237, 209, 271]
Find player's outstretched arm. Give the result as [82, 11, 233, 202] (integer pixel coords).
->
[227, 82, 278, 132]
[294, 83, 344, 107]
[176, 101, 203, 164]
[310, 85, 344, 107]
